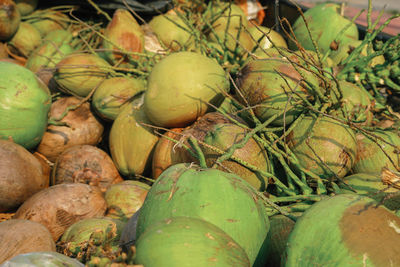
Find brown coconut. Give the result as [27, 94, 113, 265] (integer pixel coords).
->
[0, 219, 55, 263]
[14, 183, 107, 241]
[52, 145, 123, 192]
[36, 96, 104, 162]
[0, 140, 49, 213]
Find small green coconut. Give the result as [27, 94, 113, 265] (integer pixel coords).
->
[135, 217, 250, 267]
[248, 25, 288, 50]
[14, 0, 37, 16]
[284, 194, 400, 266]
[144, 51, 229, 128]
[92, 77, 146, 121]
[27, 10, 69, 37]
[0, 61, 51, 149]
[0, 0, 20, 41]
[8, 22, 41, 57]
[54, 53, 111, 97]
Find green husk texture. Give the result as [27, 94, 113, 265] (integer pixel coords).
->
[0, 62, 51, 149]
[135, 217, 250, 267]
[136, 163, 270, 265]
[289, 3, 359, 54]
[144, 51, 229, 128]
[1, 251, 83, 267]
[8, 22, 41, 58]
[284, 194, 400, 266]
[14, 0, 38, 16]
[287, 115, 357, 179]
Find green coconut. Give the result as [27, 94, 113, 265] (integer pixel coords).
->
[284, 194, 400, 266]
[203, 123, 272, 191]
[2, 251, 83, 266]
[248, 25, 288, 50]
[25, 32, 74, 73]
[60, 217, 125, 257]
[287, 115, 357, 179]
[54, 53, 111, 97]
[237, 57, 318, 126]
[14, 0, 37, 16]
[135, 217, 250, 267]
[207, 2, 248, 32]
[103, 9, 144, 64]
[353, 129, 400, 174]
[136, 163, 270, 265]
[109, 101, 159, 176]
[149, 11, 194, 51]
[8, 22, 41, 58]
[27, 10, 69, 37]
[144, 51, 229, 127]
[92, 77, 146, 121]
[105, 180, 150, 221]
[0, 0, 20, 41]
[0, 62, 51, 149]
[340, 172, 400, 211]
[289, 3, 359, 54]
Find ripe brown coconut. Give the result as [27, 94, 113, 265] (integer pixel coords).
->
[0, 140, 49, 213]
[14, 183, 107, 241]
[0, 0, 20, 41]
[0, 219, 55, 263]
[36, 96, 104, 162]
[52, 145, 123, 192]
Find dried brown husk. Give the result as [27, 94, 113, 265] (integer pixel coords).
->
[0, 140, 49, 213]
[0, 42, 7, 58]
[36, 96, 104, 162]
[0, 219, 55, 263]
[14, 183, 107, 241]
[52, 145, 123, 192]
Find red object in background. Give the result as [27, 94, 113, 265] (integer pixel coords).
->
[236, 0, 266, 24]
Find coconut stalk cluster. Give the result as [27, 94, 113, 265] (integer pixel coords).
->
[0, 0, 399, 266]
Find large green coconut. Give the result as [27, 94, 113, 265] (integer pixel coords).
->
[289, 3, 359, 54]
[135, 217, 250, 267]
[144, 51, 229, 128]
[109, 101, 159, 176]
[136, 163, 270, 265]
[237, 57, 318, 126]
[0, 62, 51, 149]
[340, 172, 400, 211]
[286, 115, 357, 179]
[284, 194, 400, 266]
[353, 129, 400, 174]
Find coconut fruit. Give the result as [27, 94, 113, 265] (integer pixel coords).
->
[0, 219, 55, 263]
[54, 53, 111, 97]
[0, 0, 20, 41]
[1, 251, 83, 266]
[14, 183, 107, 241]
[289, 3, 358, 54]
[7, 22, 41, 58]
[103, 9, 144, 64]
[27, 10, 69, 37]
[137, 163, 270, 265]
[149, 10, 194, 51]
[36, 96, 104, 162]
[286, 116, 357, 179]
[144, 51, 229, 128]
[109, 101, 159, 176]
[248, 25, 288, 50]
[284, 194, 400, 266]
[92, 77, 146, 121]
[14, 0, 37, 16]
[135, 217, 250, 267]
[0, 140, 49, 212]
[105, 181, 150, 221]
[52, 145, 123, 192]
[0, 61, 51, 149]
[353, 129, 400, 174]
